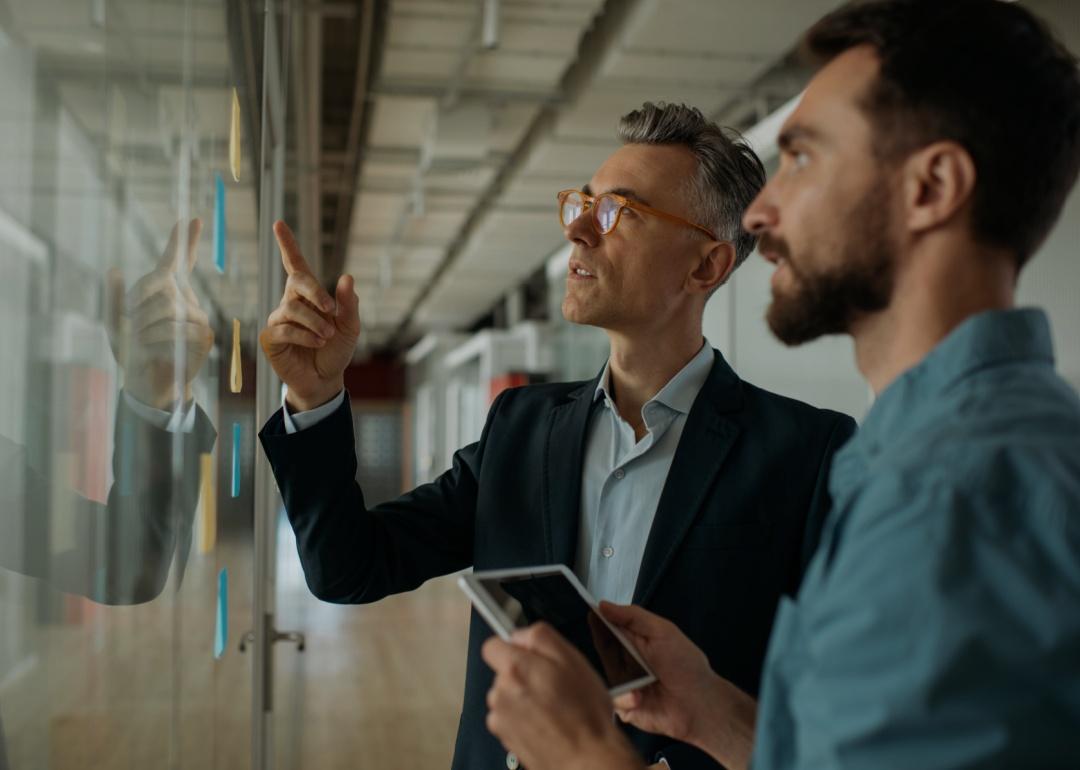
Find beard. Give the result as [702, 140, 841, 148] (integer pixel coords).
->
[765, 190, 897, 346]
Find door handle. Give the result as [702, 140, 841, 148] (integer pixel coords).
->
[238, 628, 306, 653]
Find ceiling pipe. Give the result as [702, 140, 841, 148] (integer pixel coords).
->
[326, 0, 381, 284]
[290, 0, 323, 272]
[370, 1, 493, 301]
[481, 0, 500, 50]
[386, 0, 654, 349]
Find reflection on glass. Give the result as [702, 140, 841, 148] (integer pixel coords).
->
[0, 219, 216, 603]
[0, 0, 259, 764]
[230, 88, 243, 184]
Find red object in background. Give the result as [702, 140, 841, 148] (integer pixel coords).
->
[489, 372, 531, 404]
[59, 364, 113, 625]
[343, 354, 406, 400]
[64, 365, 112, 504]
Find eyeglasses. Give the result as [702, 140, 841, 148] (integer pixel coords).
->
[557, 188, 718, 241]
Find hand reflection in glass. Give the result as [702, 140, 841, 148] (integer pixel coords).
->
[0, 219, 217, 605]
[106, 218, 214, 410]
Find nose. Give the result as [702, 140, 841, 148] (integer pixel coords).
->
[742, 185, 778, 236]
[564, 208, 600, 249]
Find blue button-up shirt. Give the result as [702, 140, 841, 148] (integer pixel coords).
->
[574, 341, 714, 605]
[753, 308, 1080, 769]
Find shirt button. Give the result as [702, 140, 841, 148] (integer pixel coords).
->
[601, 546, 615, 559]
[613, 468, 625, 479]
[506, 752, 519, 769]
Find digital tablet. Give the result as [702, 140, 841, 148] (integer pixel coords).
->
[458, 564, 656, 696]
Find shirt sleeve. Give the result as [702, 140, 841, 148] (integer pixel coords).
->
[122, 390, 198, 433]
[281, 388, 346, 434]
[786, 471, 1080, 769]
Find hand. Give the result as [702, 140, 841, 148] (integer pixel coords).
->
[602, 603, 756, 769]
[482, 623, 646, 770]
[258, 221, 359, 411]
[106, 219, 214, 409]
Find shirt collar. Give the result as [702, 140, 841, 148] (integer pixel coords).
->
[858, 307, 1055, 446]
[593, 340, 714, 416]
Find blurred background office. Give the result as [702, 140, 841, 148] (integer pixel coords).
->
[0, 0, 1076, 767]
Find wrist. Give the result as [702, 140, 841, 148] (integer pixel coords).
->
[126, 379, 192, 410]
[567, 729, 644, 770]
[285, 382, 342, 413]
[688, 675, 756, 770]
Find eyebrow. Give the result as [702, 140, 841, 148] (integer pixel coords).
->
[777, 124, 826, 151]
[582, 183, 651, 207]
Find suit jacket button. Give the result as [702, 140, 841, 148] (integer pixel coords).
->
[506, 751, 520, 769]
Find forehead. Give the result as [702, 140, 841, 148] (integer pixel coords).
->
[589, 143, 698, 207]
[782, 45, 881, 145]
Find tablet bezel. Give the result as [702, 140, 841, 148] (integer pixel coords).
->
[458, 564, 657, 697]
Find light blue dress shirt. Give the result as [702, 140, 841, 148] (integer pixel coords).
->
[752, 309, 1080, 769]
[282, 388, 345, 434]
[123, 391, 198, 433]
[281, 344, 715, 607]
[574, 341, 714, 604]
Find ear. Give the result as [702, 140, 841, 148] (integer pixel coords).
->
[688, 240, 737, 296]
[902, 141, 977, 235]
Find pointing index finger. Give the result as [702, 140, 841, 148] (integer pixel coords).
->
[274, 220, 312, 277]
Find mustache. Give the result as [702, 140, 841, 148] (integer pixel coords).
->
[758, 234, 790, 261]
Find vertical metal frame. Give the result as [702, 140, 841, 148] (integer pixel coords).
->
[252, 0, 290, 766]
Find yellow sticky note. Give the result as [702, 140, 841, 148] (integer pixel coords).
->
[230, 88, 242, 182]
[230, 318, 243, 394]
[198, 453, 217, 554]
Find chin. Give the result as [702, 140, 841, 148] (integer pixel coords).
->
[562, 298, 605, 329]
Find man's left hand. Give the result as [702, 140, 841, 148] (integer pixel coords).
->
[482, 622, 646, 770]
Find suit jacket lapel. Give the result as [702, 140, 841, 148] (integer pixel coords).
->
[542, 378, 598, 566]
[632, 352, 743, 606]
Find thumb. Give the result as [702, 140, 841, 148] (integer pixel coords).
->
[184, 218, 203, 274]
[599, 602, 661, 637]
[335, 274, 360, 331]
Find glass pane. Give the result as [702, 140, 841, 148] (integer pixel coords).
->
[0, 1, 260, 766]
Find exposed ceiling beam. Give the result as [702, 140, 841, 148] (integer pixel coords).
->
[325, 0, 384, 284]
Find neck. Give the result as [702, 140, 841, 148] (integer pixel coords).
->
[853, 241, 1017, 394]
[605, 320, 705, 431]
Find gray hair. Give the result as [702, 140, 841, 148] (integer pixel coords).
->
[617, 102, 766, 272]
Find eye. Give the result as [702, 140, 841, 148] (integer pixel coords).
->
[791, 150, 811, 170]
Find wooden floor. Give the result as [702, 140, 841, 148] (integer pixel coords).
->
[0, 517, 470, 769]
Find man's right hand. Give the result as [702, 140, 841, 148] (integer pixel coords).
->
[601, 602, 757, 770]
[259, 220, 360, 412]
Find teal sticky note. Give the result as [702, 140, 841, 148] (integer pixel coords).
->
[213, 173, 226, 274]
[231, 422, 241, 498]
[214, 567, 228, 659]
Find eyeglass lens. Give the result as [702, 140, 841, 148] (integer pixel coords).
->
[560, 191, 621, 234]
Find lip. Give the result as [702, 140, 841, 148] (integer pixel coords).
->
[568, 259, 597, 280]
[760, 250, 783, 266]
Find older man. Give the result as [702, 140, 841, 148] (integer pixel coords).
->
[258, 103, 854, 768]
[482, 1, 1080, 768]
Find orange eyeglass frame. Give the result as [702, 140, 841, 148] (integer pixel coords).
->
[557, 188, 719, 241]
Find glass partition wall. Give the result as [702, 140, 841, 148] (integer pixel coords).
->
[0, 1, 292, 766]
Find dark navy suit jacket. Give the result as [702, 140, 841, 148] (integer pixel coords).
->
[259, 351, 856, 769]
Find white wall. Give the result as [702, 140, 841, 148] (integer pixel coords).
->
[1018, 0, 1080, 391]
[706, 0, 1080, 420]
[704, 257, 871, 421]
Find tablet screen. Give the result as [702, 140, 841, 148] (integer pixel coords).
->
[476, 571, 649, 689]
